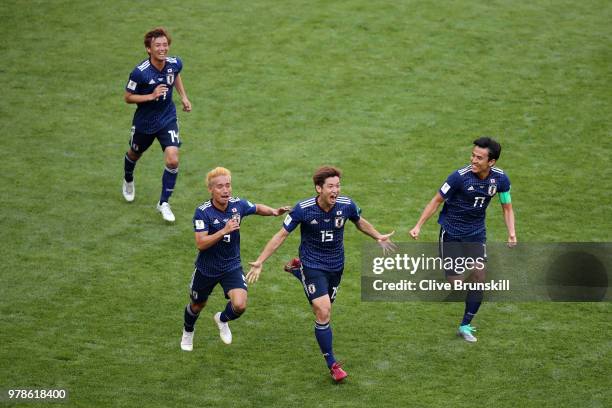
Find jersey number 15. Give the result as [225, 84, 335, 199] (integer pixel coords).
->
[320, 231, 334, 242]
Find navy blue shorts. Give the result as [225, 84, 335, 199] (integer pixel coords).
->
[439, 228, 487, 277]
[298, 266, 343, 304]
[129, 121, 181, 154]
[188, 267, 247, 304]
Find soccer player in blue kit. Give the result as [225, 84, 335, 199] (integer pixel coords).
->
[180, 167, 290, 351]
[122, 27, 192, 222]
[246, 166, 396, 382]
[409, 137, 516, 342]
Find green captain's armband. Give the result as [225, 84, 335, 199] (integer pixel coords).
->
[499, 190, 511, 204]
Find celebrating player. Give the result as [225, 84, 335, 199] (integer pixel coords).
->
[246, 166, 395, 382]
[409, 137, 516, 342]
[122, 27, 192, 222]
[180, 167, 290, 351]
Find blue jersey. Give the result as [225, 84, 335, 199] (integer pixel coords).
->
[125, 56, 183, 134]
[193, 197, 257, 277]
[283, 196, 361, 272]
[438, 165, 511, 238]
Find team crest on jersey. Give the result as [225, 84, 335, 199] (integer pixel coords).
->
[166, 72, 175, 85]
[307, 284, 316, 294]
[334, 216, 345, 228]
[488, 184, 497, 196]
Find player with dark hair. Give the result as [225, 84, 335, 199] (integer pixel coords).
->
[409, 137, 516, 342]
[247, 166, 395, 382]
[122, 27, 192, 222]
[180, 167, 290, 350]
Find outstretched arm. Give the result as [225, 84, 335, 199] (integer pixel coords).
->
[354, 217, 396, 255]
[409, 192, 444, 240]
[501, 203, 517, 246]
[255, 204, 292, 217]
[246, 228, 290, 283]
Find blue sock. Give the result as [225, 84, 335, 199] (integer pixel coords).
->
[184, 304, 199, 332]
[461, 290, 483, 326]
[160, 166, 178, 203]
[220, 301, 242, 323]
[124, 154, 136, 182]
[314, 321, 336, 368]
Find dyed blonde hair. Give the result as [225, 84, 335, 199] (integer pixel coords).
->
[207, 167, 232, 187]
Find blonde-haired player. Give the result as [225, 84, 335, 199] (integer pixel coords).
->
[180, 167, 290, 350]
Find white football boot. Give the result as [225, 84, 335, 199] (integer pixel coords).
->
[122, 180, 135, 202]
[213, 312, 232, 344]
[181, 329, 194, 351]
[457, 324, 478, 343]
[157, 202, 175, 222]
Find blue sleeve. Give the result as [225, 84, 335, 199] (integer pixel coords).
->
[193, 208, 208, 232]
[126, 68, 141, 93]
[240, 198, 257, 217]
[282, 204, 302, 233]
[498, 174, 511, 193]
[349, 200, 361, 222]
[176, 57, 183, 74]
[439, 171, 462, 200]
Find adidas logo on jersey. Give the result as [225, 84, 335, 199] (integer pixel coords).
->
[149, 79, 156, 84]
[213, 219, 220, 224]
[468, 186, 475, 191]
[310, 219, 318, 224]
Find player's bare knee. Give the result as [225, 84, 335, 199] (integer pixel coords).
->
[471, 268, 486, 282]
[190, 301, 205, 313]
[127, 149, 141, 161]
[447, 275, 464, 284]
[232, 299, 247, 314]
[313, 305, 331, 322]
[165, 157, 179, 169]
[317, 310, 331, 323]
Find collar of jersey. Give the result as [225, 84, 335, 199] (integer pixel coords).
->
[210, 199, 230, 213]
[315, 196, 336, 213]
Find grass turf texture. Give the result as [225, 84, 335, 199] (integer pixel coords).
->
[1, 0, 611, 407]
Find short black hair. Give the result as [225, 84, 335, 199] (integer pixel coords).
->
[473, 137, 502, 161]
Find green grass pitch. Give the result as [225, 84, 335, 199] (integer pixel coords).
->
[1, 1, 611, 407]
